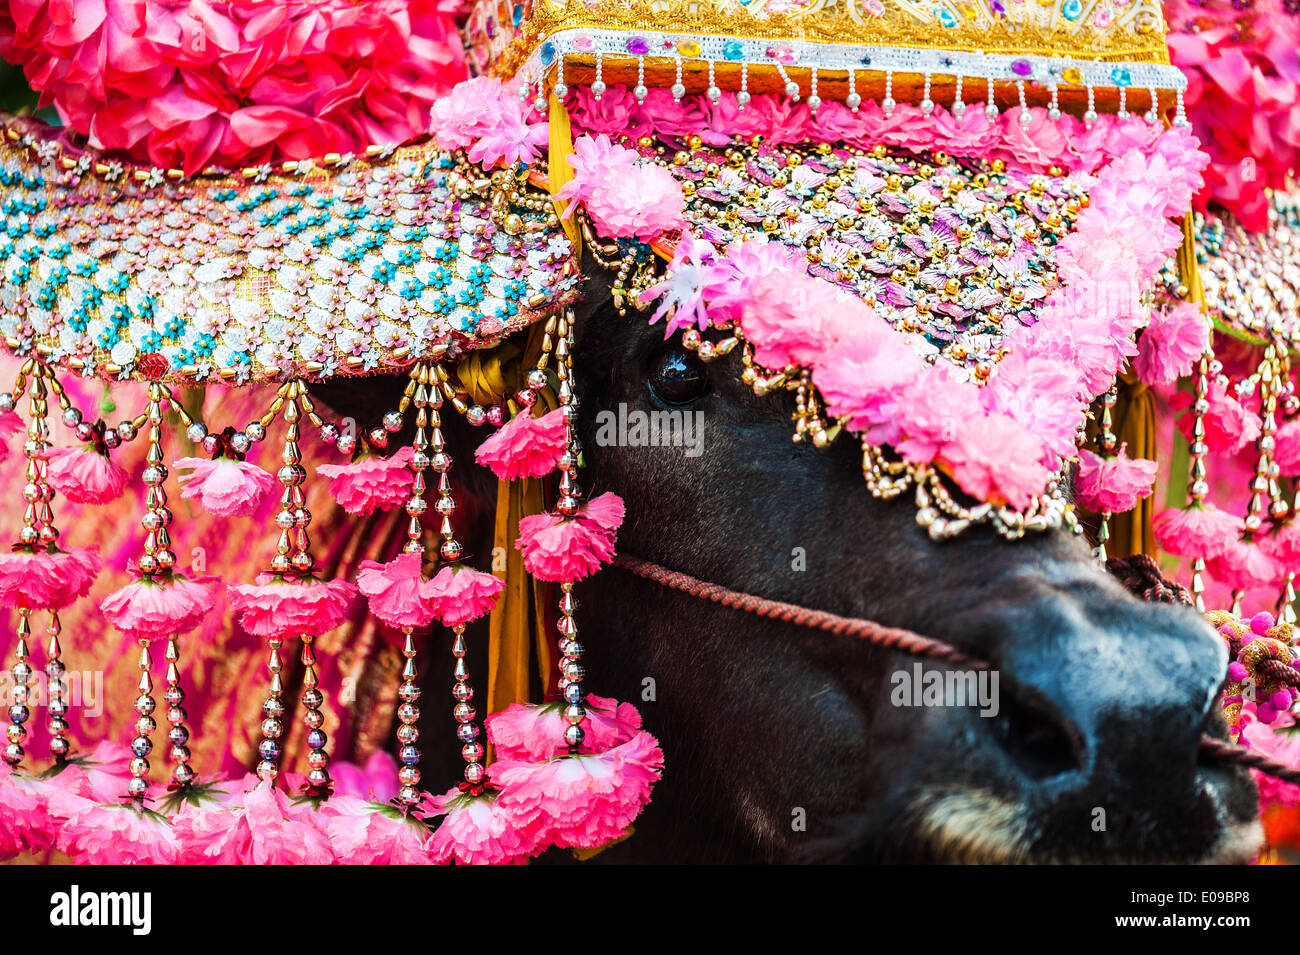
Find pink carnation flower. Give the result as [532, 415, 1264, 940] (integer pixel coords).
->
[174, 781, 336, 865]
[318, 793, 433, 865]
[1135, 302, 1209, 386]
[515, 492, 625, 583]
[0, 409, 21, 463]
[57, 801, 179, 865]
[427, 564, 504, 627]
[0, 546, 102, 611]
[1273, 418, 1300, 475]
[317, 446, 414, 516]
[474, 407, 567, 480]
[493, 730, 664, 851]
[739, 270, 861, 370]
[174, 456, 276, 517]
[356, 551, 438, 630]
[228, 575, 359, 640]
[40, 446, 128, 504]
[486, 694, 643, 761]
[424, 789, 540, 865]
[330, 751, 399, 804]
[1207, 538, 1281, 591]
[0, 762, 46, 860]
[430, 77, 547, 168]
[1074, 446, 1158, 514]
[101, 573, 216, 640]
[1153, 503, 1244, 559]
[555, 134, 685, 241]
[1172, 382, 1262, 455]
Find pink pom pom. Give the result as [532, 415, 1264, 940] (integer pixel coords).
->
[175, 456, 276, 517]
[356, 552, 437, 630]
[40, 446, 128, 504]
[427, 565, 504, 627]
[101, 574, 215, 640]
[1135, 302, 1209, 386]
[474, 408, 567, 480]
[317, 447, 414, 516]
[1228, 661, 1249, 682]
[1252, 611, 1276, 635]
[1258, 703, 1279, 724]
[0, 546, 102, 611]
[228, 575, 359, 640]
[1270, 690, 1293, 711]
[430, 77, 547, 169]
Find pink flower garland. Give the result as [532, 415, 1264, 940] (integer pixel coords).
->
[423, 788, 541, 865]
[515, 492, 625, 583]
[1135, 302, 1209, 387]
[553, 133, 687, 240]
[1153, 503, 1244, 559]
[228, 574, 359, 640]
[173, 780, 337, 865]
[356, 551, 438, 630]
[0, 0, 467, 176]
[485, 693, 643, 761]
[429, 76, 548, 169]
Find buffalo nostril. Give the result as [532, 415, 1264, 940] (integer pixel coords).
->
[989, 689, 1083, 781]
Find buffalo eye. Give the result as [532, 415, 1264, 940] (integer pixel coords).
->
[648, 347, 709, 406]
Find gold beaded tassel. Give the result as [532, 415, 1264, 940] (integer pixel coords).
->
[1093, 384, 1119, 564]
[552, 310, 589, 753]
[394, 363, 430, 809]
[1182, 353, 1215, 611]
[1, 367, 32, 768]
[1233, 346, 1282, 616]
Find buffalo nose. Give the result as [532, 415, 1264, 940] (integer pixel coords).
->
[982, 586, 1226, 797]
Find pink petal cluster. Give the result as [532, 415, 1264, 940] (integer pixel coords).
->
[0, 761, 45, 860]
[101, 573, 216, 639]
[427, 564, 504, 627]
[174, 455, 276, 517]
[0, 0, 466, 175]
[0, 546, 102, 611]
[1172, 382, 1262, 455]
[554, 134, 686, 241]
[1073, 447, 1158, 514]
[57, 802, 179, 865]
[40, 446, 128, 504]
[356, 551, 437, 630]
[228, 574, 359, 640]
[0, 409, 21, 463]
[1272, 417, 1300, 476]
[424, 789, 540, 865]
[429, 76, 547, 169]
[318, 793, 433, 865]
[330, 750, 399, 803]
[486, 694, 644, 761]
[515, 492, 625, 583]
[492, 730, 665, 850]
[1153, 503, 1245, 559]
[317, 446, 414, 516]
[173, 781, 336, 864]
[1135, 302, 1209, 386]
[474, 407, 567, 480]
[1207, 539, 1281, 591]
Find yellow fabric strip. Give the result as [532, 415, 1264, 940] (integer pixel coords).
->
[548, 95, 581, 251]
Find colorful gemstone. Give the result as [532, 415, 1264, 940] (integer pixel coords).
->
[990, 0, 1006, 13]
[1110, 66, 1132, 86]
[766, 45, 795, 62]
[1061, 0, 1083, 18]
[722, 39, 744, 59]
[540, 41, 556, 66]
[1061, 67, 1084, 84]
[863, 0, 885, 14]
[935, 6, 958, 25]
[512, 3, 524, 26]
[1092, 8, 1113, 26]
[626, 37, 650, 55]
[1011, 58, 1033, 76]
[678, 39, 701, 57]
[572, 34, 593, 52]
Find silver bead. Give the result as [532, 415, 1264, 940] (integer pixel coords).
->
[984, 103, 998, 119]
[1083, 109, 1097, 125]
[74, 421, 94, 442]
[229, 431, 250, 454]
[807, 94, 822, 113]
[466, 405, 487, 426]
[337, 432, 356, 455]
[464, 762, 486, 784]
[553, 82, 568, 99]
[62, 407, 82, 427]
[707, 85, 721, 103]
[525, 368, 548, 390]
[1048, 107, 1062, 121]
[319, 422, 339, 444]
[671, 82, 686, 101]
[0, 393, 13, 412]
[634, 84, 648, 103]
[102, 429, 120, 449]
[1019, 109, 1033, 127]
[736, 90, 751, 108]
[186, 422, 207, 443]
[117, 421, 137, 441]
[591, 80, 607, 99]
[246, 422, 266, 442]
[368, 427, 388, 448]
[920, 98, 934, 114]
[383, 410, 403, 432]
[846, 92, 861, 111]
[882, 96, 896, 114]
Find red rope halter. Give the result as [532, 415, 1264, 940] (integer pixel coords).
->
[612, 553, 1300, 787]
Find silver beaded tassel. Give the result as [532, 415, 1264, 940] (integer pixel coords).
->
[1187, 352, 1213, 612]
[551, 311, 589, 753]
